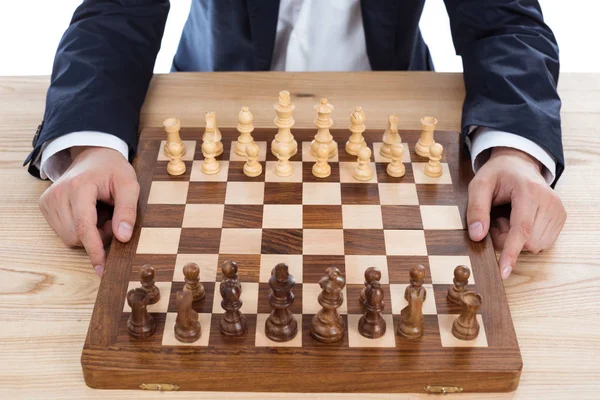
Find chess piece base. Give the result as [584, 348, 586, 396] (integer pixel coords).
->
[358, 315, 386, 339]
[424, 164, 442, 178]
[397, 320, 424, 340]
[415, 140, 434, 158]
[243, 163, 263, 177]
[220, 313, 248, 337]
[274, 163, 294, 177]
[452, 317, 480, 340]
[345, 140, 365, 156]
[175, 321, 201, 343]
[167, 161, 186, 176]
[184, 286, 206, 303]
[386, 163, 406, 178]
[353, 168, 373, 182]
[202, 161, 220, 175]
[310, 315, 344, 343]
[380, 144, 392, 159]
[312, 163, 331, 178]
[447, 287, 464, 305]
[127, 315, 156, 339]
[265, 316, 298, 342]
[271, 139, 298, 158]
[144, 287, 160, 305]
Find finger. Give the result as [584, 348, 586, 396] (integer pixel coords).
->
[498, 195, 538, 280]
[99, 219, 113, 246]
[525, 208, 550, 254]
[40, 187, 81, 247]
[111, 178, 139, 243]
[490, 217, 510, 250]
[467, 175, 496, 242]
[71, 185, 106, 268]
[538, 207, 567, 250]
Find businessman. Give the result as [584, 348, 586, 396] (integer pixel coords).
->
[26, 0, 567, 278]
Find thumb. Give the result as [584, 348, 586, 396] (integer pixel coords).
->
[111, 176, 140, 243]
[467, 175, 495, 242]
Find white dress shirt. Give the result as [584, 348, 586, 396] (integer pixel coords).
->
[38, 0, 556, 184]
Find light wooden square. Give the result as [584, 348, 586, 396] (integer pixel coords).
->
[136, 228, 181, 254]
[161, 312, 212, 347]
[212, 282, 259, 314]
[342, 205, 383, 229]
[339, 162, 378, 183]
[262, 205, 303, 229]
[158, 140, 196, 161]
[303, 229, 345, 255]
[259, 255, 303, 283]
[255, 314, 303, 347]
[389, 284, 437, 315]
[420, 205, 463, 230]
[219, 229, 262, 254]
[173, 254, 219, 282]
[384, 230, 427, 256]
[438, 314, 488, 347]
[123, 281, 171, 313]
[372, 142, 411, 163]
[428, 256, 474, 285]
[265, 161, 303, 183]
[229, 141, 267, 161]
[302, 182, 341, 205]
[190, 160, 230, 182]
[302, 283, 348, 314]
[347, 314, 396, 348]
[182, 204, 224, 228]
[412, 163, 452, 184]
[302, 141, 339, 162]
[225, 182, 265, 205]
[147, 181, 190, 205]
[344, 255, 389, 284]
[378, 183, 419, 206]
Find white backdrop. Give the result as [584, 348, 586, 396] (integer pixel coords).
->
[0, 0, 596, 75]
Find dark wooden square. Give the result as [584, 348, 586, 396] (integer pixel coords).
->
[387, 256, 431, 284]
[130, 254, 177, 282]
[425, 230, 469, 255]
[216, 254, 261, 282]
[301, 161, 341, 182]
[227, 161, 266, 182]
[222, 205, 264, 228]
[187, 182, 227, 204]
[178, 228, 222, 254]
[142, 204, 185, 228]
[343, 229, 386, 255]
[381, 205, 423, 230]
[153, 161, 193, 181]
[261, 229, 303, 254]
[433, 284, 479, 314]
[375, 162, 415, 184]
[168, 282, 215, 314]
[302, 255, 346, 283]
[264, 182, 303, 204]
[303, 205, 343, 229]
[416, 184, 456, 205]
[340, 183, 380, 204]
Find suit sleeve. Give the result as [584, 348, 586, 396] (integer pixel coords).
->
[443, 0, 564, 184]
[24, 0, 170, 177]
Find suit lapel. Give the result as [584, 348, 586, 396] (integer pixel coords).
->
[246, 0, 281, 70]
[360, 0, 400, 70]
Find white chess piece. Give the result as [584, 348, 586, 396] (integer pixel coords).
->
[201, 139, 221, 175]
[167, 140, 186, 176]
[274, 140, 294, 177]
[311, 98, 337, 159]
[424, 143, 443, 178]
[353, 146, 373, 182]
[235, 107, 255, 157]
[203, 112, 223, 157]
[345, 106, 366, 156]
[312, 144, 331, 178]
[272, 90, 298, 158]
[380, 114, 401, 159]
[243, 142, 262, 177]
[415, 116, 437, 158]
[163, 117, 186, 158]
[386, 143, 406, 178]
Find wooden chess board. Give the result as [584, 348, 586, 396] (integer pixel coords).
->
[82, 126, 522, 393]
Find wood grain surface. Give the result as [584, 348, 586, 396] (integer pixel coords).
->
[0, 72, 599, 399]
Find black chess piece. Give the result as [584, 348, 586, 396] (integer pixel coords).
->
[126, 288, 156, 339]
[140, 264, 160, 305]
[311, 267, 346, 343]
[360, 266, 381, 308]
[174, 290, 201, 343]
[265, 263, 298, 342]
[447, 265, 470, 305]
[358, 279, 386, 339]
[183, 262, 205, 302]
[219, 260, 248, 336]
[398, 285, 425, 339]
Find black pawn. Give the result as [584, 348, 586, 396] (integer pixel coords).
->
[219, 260, 248, 336]
[140, 264, 160, 305]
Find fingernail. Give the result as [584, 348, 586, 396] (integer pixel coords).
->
[501, 265, 512, 280]
[469, 222, 483, 240]
[118, 222, 133, 241]
[94, 265, 104, 277]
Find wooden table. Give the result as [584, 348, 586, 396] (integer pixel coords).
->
[0, 72, 599, 399]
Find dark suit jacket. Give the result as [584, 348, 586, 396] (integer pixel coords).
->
[26, 0, 564, 183]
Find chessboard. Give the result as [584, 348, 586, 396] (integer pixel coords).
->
[82, 98, 522, 394]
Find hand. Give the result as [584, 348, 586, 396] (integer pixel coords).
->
[466, 147, 566, 280]
[39, 147, 139, 276]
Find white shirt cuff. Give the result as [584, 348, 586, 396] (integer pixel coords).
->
[468, 127, 556, 185]
[38, 131, 129, 182]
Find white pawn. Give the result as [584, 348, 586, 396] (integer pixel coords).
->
[386, 143, 406, 178]
[167, 141, 186, 176]
[312, 144, 331, 178]
[380, 114, 401, 159]
[243, 142, 262, 177]
[201, 139, 220, 175]
[424, 143, 443, 178]
[203, 112, 223, 157]
[353, 146, 373, 182]
[274, 140, 294, 177]
[235, 107, 255, 157]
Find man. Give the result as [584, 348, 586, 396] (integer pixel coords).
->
[26, 0, 567, 279]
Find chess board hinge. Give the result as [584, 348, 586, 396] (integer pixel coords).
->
[424, 385, 464, 394]
[139, 383, 180, 391]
